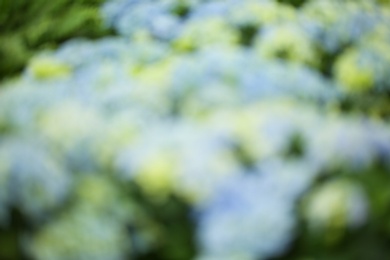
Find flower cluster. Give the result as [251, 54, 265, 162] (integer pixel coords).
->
[1, 0, 390, 259]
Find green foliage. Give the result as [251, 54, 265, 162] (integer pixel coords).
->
[0, 0, 112, 80]
[277, 0, 307, 8]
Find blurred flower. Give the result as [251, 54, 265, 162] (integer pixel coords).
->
[255, 24, 319, 67]
[29, 209, 131, 260]
[304, 179, 368, 233]
[196, 164, 305, 260]
[27, 55, 72, 80]
[0, 139, 71, 222]
[173, 17, 238, 51]
[0, 0, 390, 259]
[227, 0, 296, 28]
[334, 48, 375, 92]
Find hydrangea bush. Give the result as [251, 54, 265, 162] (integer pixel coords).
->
[1, 0, 390, 259]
